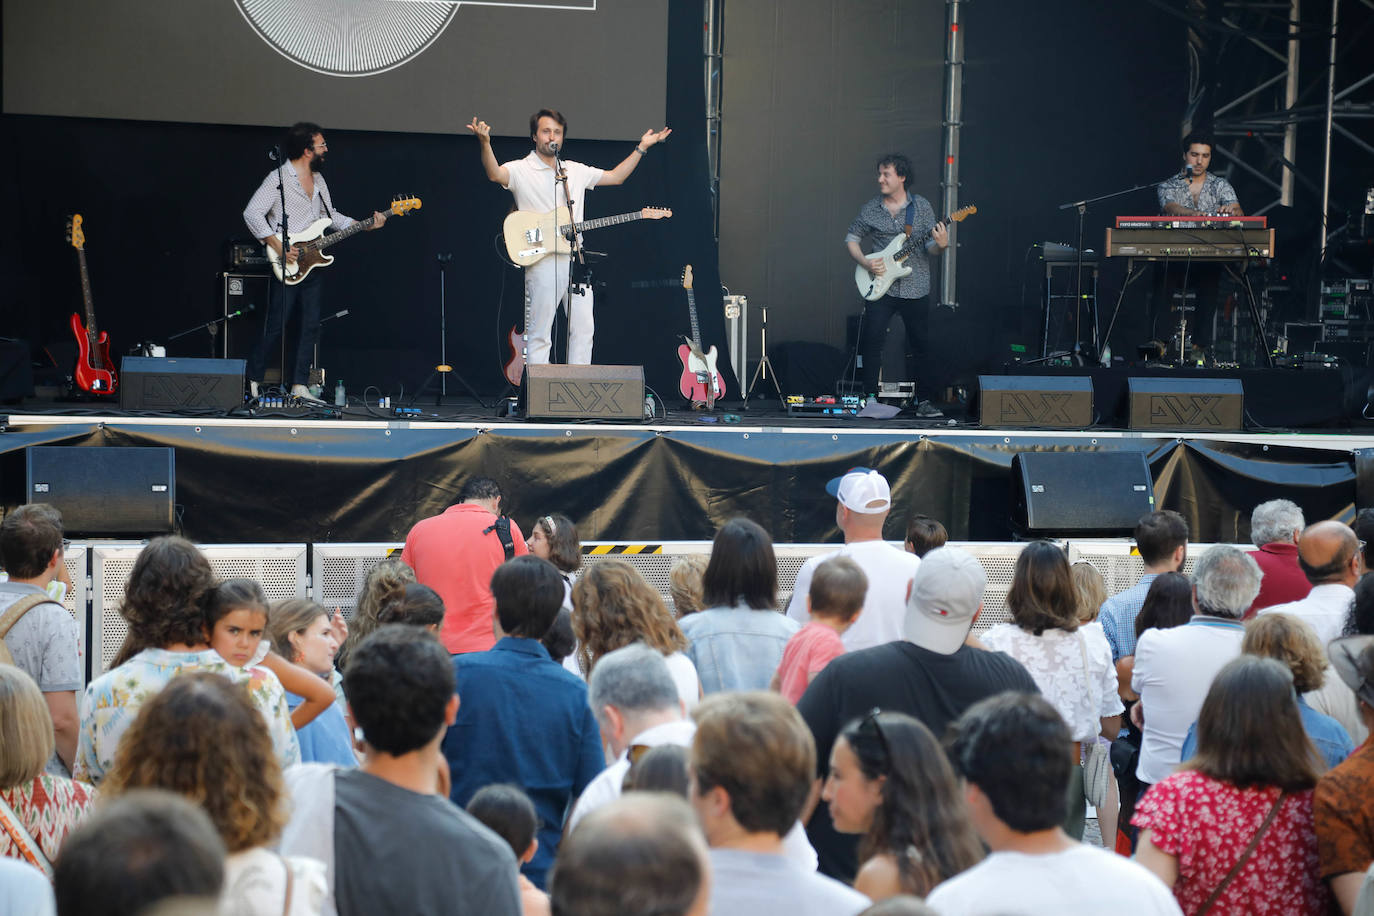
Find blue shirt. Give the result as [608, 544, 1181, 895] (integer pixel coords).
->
[680, 605, 800, 694]
[285, 690, 357, 768]
[1180, 696, 1355, 769]
[1099, 573, 1160, 661]
[442, 637, 604, 890]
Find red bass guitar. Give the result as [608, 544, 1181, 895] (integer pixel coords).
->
[65, 214, 117, 394]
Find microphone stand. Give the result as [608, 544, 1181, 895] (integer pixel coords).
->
[273, 146, 290, 391]
[311, 308, 350, 391]
[555, 146, 582, 363]
[167, 307, 256, 358]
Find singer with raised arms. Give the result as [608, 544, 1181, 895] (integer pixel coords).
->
[467, 109, 670, 366]
[1156, 133, 1244, 217]
[242, 121, 387, 401]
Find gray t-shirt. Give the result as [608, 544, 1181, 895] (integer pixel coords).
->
[707, 848, 870, 916]
[333, 769, 522, 916]
[0, 583, 81, 775]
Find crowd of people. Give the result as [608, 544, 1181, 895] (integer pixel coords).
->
[4, 479, 1374, 916]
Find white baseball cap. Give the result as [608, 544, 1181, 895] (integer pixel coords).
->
[825, 467, 892, 514]
[903, 546, 986, 654]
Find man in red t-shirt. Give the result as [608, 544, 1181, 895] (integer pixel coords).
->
[1246, 498, 1311, 618]
[401, 477, 528, 654]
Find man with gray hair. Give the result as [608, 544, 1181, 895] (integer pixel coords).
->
[1247, 498, 1310, 616]
[566, 644, 690, 832]
[1131, 545, 1261, 798]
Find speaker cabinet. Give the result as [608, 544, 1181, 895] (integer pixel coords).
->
[221, 272, 270, 361]
[525, 365, 645, 421]
[26, 446, 175, 535]
[1010, 451, 1154, 536]
[1128, 377, 1243, 431]
[119, 357, 245, 411]
[978, 376, 1093, 428]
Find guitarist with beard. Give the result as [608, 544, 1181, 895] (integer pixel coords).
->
[468, 109, 670, 370]
[845, 153, 948, 418]
[242, 122, 387, 401]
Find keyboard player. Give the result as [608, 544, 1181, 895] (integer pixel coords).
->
[1157, 133, 1244, 217]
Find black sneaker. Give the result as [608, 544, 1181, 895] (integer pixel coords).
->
[914, 400, 944, 418]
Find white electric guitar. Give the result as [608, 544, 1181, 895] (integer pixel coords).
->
[854, 204, 976, 301]
[502, 206, 671, 267]
[266, 196, 422, 285]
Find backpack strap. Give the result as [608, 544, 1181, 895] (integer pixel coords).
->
[482, 517, 516, 561]
[0, 593, 54, 641]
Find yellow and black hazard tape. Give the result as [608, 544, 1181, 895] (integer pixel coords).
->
[585, 544, 665, 556]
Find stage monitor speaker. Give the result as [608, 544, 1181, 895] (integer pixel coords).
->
[119, 357, 245, 412]
[1128, 377, 1243, 431]
[525, 364, 645, 421]
[26, 446, 175, 535]
[978, 375, 1093, 428]
[1010, 450, 1154, 536]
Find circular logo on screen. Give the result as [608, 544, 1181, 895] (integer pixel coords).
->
[233, 0, 459, 77]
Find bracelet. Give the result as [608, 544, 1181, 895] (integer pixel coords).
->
[634, 146, 647, 156]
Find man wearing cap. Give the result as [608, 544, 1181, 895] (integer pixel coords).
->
[1315, 636, 1374, 915]
[795, 546, 1038, 882]
[786, 468, 921, 652]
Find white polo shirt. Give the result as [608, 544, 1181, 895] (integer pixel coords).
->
[1258, 582, 1354, 648]
[786, 540, 920, 652]
[1132, 616, 1245, 785]
[502, 151, 603, 223]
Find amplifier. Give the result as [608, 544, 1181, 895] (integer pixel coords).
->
[525, 365, 645, 421]
[1127, 377, 1243, 431]
[226, 241, 269, 271]
[220, 272, 270, 361]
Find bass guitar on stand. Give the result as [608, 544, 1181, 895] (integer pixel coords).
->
[265, 196, 421, 284]
[677, 265, 725, 410]
[854, 205, 977, 301]
[64, 214, 117, 395]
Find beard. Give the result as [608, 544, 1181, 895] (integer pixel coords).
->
[309, 154, 325, 172]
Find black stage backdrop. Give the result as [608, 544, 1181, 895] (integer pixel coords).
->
[0, 0, 726, 401]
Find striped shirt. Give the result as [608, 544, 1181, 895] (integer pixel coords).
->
[1156, 172, 1239, 214]
[845, 192, 939, 299]
[243, 161, 354, 242]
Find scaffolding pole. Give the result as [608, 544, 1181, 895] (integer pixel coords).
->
[939, 0, 965, 310]
[705, 0, 724, 241]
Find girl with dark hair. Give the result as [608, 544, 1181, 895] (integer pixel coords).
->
[376, 583, 445, 632]
[267, 599, 356, 767]
[679, 518, 798, 693]
[622, 744, 690, 796]
[1133, 572, 1195, 641]
[980, 541, 1122, 842]
[1134, 655, 1328, 915]
[821, 711, 982, 902]
[74, 537, 300, 784]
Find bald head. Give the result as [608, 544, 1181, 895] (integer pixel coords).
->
[1297, 520, 1362, 587]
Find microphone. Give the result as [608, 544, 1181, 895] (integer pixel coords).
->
[268, 146, 281, 162]
[548, 142, 560, 154]
[334, 309, 350, 319]
[1180, 164, 1193, 180]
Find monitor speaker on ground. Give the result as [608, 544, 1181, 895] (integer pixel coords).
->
[525, 365, 646, 421]
[1127, 377, 1243, 431]
[119, 357, 245, 411]
[1010, 450, 1154, 536]
[26, 446, 175, 535]
[978, 376, 1093, 428]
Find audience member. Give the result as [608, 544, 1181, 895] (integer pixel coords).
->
[548, 793, 710, 916]
[541, 608, 576, 665]
[927, 693, 1180, 914]
[821, 711, 982, 902]
[680, 518, 799, 693]
[571, 560, 700, 706]
[101, 672, 328, 915]
[75, 537, 299, 783]
[623, 744, 691, 796]
[786, 470, 919, 651]
[902, 515, 947, 558]
[467, 785, 550, 916]
[1131, 545, 1259, 796]
[0, 505, 80, 775]
[1309, 574, 1374, 745]
[797, 546, 1037, 880]
[689, 692, 870, 915]
[772, 556, 866, 704]
[527, 513, 580, 612]
[668, 555, 709, 617]
[1100, 510, 1189, 664]
[401, 477, 528, 654]
[855, 898, 938, 916]
[377, 582, 446, 632]
[442, 556, 603, 889]
[1261, 520, 1363, 647]
[1248, 499, 1310, 615]
[1135, 656, 1328, 915]
[335, 558, 415, 671]
[1070, 560, 1107, 625]
[1120, 571, 1194, 703]
[0, 665, 93, 872]
[1354, 508, 1374, 570]
[0, 857, 55, 916]
[268, 599, 355, 766]
[53, 789, 226, 916]
[1314, 635, 1374, 915]
[1182, 613, 1354, 769]
[282, 625, 521, 916]
[567, 644, 690, 831]
[980, 542, 1122, 840]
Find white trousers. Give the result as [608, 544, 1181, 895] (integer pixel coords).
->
[524, 256, 594, 365]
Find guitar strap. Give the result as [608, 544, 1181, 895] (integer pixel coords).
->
[902, 198, 917, 238]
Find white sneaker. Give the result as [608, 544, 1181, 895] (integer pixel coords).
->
[291, 384, 324, 403]
[249, 381, 260, 399]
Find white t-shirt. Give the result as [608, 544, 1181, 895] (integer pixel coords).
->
[1131, 617, 1245, 785]
[980, 623, 1123, 742]
[223, 847, 329, 916]
[1258, 582, 1354, 648]
[664, 650, 702, 712]
[502, 151, 603, 224]
[785, 541, 919, 652]
[924, 844, 1182, 915]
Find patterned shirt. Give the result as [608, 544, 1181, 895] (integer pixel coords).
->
[1156, 172, 1239, 214]
[1314, 739, 1374, 879]
[74, 647, 300, 784]
[845, 193, 939, 299]
[0, 773, 94, 866]
[242, 162, 354, 242]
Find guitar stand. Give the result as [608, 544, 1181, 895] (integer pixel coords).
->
[742, 302, 783, 410]
[409, 254, 488, 408]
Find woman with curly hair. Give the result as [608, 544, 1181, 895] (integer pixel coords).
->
[821, 711, 983, 902]
[74, 537, 299, 785]
[102, 672, 327, 915]
[571, 559, 700, 709]
[335, 559, 416, 672]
